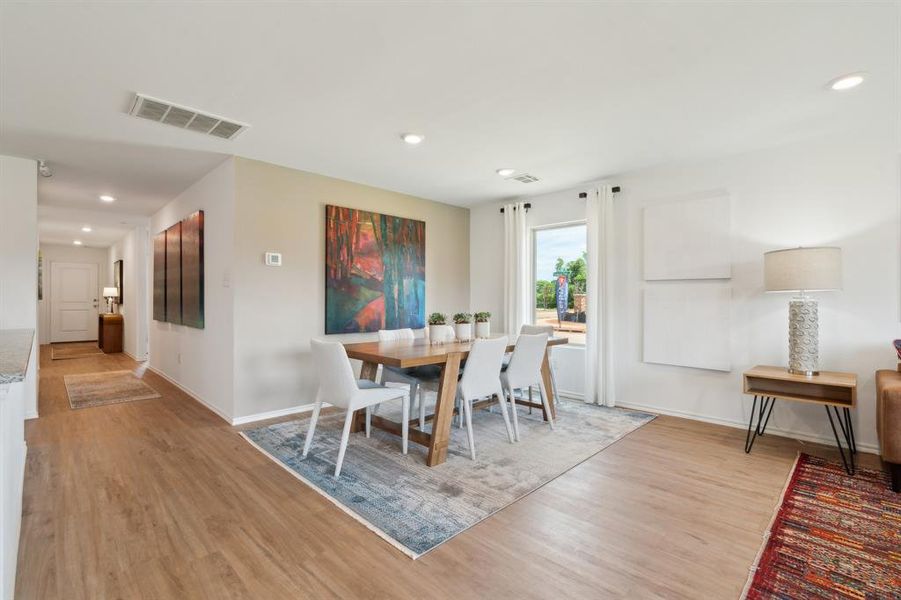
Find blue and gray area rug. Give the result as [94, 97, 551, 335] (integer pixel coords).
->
[241, 397, 654, 558]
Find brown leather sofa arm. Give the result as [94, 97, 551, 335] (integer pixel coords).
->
[876, 370, 901, 465]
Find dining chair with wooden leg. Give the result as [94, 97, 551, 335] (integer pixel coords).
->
[305, 339, 409, 478]
[456, 336, 514, 460]
[501, 332, 553, 441]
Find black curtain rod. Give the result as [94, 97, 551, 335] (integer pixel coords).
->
[499, 186, 621, 213]
[499, 203, 531, 214]
[578, 186, 621, 199]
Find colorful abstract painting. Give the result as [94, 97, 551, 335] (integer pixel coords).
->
[326, 205, 425, 334]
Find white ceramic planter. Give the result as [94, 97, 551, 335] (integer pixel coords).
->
[429, 324, 455, 345]
[454, 322, 473, 341]
[475, 321, 491, 338]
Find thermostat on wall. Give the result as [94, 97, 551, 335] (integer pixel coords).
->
[264, 252, 282, 267]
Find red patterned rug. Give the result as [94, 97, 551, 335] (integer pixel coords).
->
[744, 453, 900, 599]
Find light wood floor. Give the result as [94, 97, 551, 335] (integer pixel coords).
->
[16, 347, 882, 599]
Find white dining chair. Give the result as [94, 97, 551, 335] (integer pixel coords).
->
[501, 332, 554, 441]
[456, 336, 514, 460]
[378, 328, 440, 428]
[304, 339, 409, 478]
[520, 324, 560, 407]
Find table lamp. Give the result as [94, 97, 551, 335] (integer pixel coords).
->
[764, 247, 842, 376]
[103, 287, 119, 314]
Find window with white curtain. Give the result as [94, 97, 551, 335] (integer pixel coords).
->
[532, 222, 587, 345]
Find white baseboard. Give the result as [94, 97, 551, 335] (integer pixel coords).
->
[231, 403, 320, 426]
[123, 350, 147, 362]
[145, 365, 233, 425]
[552, 389, 878, 454]
[143, 365, 878, 453]
[615, 400, 879, 454]
[145, 366, 320, 428]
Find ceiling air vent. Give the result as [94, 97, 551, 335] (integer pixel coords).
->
[508, 173, 539, 184]
[128, 93, 249, 140]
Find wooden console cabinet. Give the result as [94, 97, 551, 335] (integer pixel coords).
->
[98, 313, 123, 354]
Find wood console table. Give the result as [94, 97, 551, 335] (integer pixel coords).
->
[98, 313, 123, 354]
[742, 365, 857, 474]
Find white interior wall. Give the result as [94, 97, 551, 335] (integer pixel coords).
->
[470, 189, 589, 398]
[612, 129, 899, 451]
[0, 157, 38, 334]
[147, 156, 471, 424]
[0, 154, 38, 413]
[37, 243, 108, 346]
[148, 157, 236, 421]
[231, 158, 471, 422]
[108, 225, 150, 360]
[470, 129, 899, 451]
[0, 154, 37, 600]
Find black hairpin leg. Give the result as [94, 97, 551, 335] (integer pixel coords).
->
[825, 406, 856, 475]
[831, 407, 857, 456]
[745, 395, 776, 454]
[844, 407, 857, 455]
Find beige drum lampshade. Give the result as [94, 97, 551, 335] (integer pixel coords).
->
[764, 247, 842, 292]
[103, 287, 119, 298]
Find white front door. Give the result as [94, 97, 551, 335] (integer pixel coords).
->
[50, 262, 99, 342]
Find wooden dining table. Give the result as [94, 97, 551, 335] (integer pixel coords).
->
[343, 334, 568, 467]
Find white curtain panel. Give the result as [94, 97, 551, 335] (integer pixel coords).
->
[585, 186, 616, 406]
[503, 202, 530, 336]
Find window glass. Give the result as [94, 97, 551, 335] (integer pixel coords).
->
[534, 224, 587, 344]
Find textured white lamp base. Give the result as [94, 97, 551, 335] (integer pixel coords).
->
[788, 297, 819, 376]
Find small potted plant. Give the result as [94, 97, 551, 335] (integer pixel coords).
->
[474, 311, 491, 338]
[453, 312, 473, 341]
[428, 312, 454, 344]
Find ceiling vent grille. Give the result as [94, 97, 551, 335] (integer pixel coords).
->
[508, 173, 539, 184]
[129, 94, 249, 140]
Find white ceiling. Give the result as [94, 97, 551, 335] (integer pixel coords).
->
[1, 1, 897, 233]
[37, 205, 147, 248]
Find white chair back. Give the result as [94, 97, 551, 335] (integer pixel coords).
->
[310, 339, 359, 409]
[520, 324, 554, 336]
[506, 333, 548, 388]
[378, 328, 415, 341]
[458, 336, 508, 400]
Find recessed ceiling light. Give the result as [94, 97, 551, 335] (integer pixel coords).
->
[99, 195, 116, 203]
[401, 133, 425, 145]
[496, 168, 516, 177]
[81, 226, 92, 232]
[73, 240, 83, 246]
[828, 72, 865, 91]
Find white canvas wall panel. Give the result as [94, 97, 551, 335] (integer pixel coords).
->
[643, 194, 731, 280]
[642, 284, 731, 372]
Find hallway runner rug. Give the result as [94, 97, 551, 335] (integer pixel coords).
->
[64, 370, 161, 409]
[51, 341, 103, 360]
[743, 453, 900, 599]
[241, 399, 654, 558]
